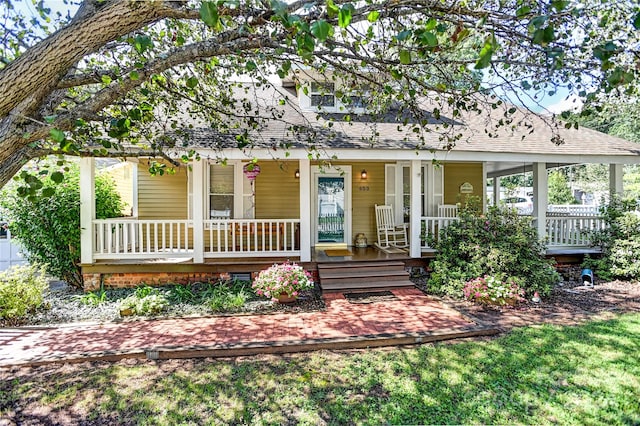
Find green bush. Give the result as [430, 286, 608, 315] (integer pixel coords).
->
[208, 280, 251, 312]
[0, 264, 49, 320]
[427, 199, 559, 297]
[120, 285, 169, 316]
[584, 197, 640, 280]
[0, 163, 123, 288]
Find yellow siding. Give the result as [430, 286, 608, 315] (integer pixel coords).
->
[348, 162, 385, 245]
[444, 162, 484, 205]
[138, 163, 188, 219]
[255, 161, 300, 219]
[100, 162, 134, 216]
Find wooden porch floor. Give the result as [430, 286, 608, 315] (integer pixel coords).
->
[83, 245, 597, 274]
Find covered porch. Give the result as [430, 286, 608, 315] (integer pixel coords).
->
[79, 157, 625, 268]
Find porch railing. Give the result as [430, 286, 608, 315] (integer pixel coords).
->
[419, 215, 604, 250]
[420, 217, 460, 250]
[204, 219, 299, 257]
[545, 216, 605, 247]
[93, 218, 300, 259]
[93, 219, 193, 259]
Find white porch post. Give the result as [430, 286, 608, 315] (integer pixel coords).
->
[192, 160, 206, 263]
[532, 162, 548, 241]
[609, 164, 624, 198]
[299, 159, 311, 262]
[192, 160, 205, 263]
[492, 177, 501, 207]
[410, 160, 422, 258]
[80, 157, 95, 264]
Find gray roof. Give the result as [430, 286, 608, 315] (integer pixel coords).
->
[168, 83, 640, 161]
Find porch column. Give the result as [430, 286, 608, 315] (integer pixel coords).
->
[299, 159, 311, 262]
[609, 164, 623, 198]
[410, 160, 422, 258]
[192, 160, 205, 263]
[532, 162, 548, 241]
[492, 177, 501, 207]
[80, 157, 95, 264]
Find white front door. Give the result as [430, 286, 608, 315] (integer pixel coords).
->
[311, 166, 352, 248]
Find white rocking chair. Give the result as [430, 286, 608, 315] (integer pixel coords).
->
[374, 204, 408, 249]
[438, 204, 458, 218]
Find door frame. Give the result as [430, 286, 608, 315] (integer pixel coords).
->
[311, 165, 352, 248]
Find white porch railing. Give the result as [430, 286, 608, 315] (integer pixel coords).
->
[93, 218, 300, 260]
[419, 215, 605, 250]
[547, 205, 600, 216]
[204, 219, 299, 258]
[545, 216, 606, 247]
[93, 219, 193, 259]
[420, 217, 460, 250]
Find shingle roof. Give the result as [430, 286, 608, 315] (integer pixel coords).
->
[169, 82, 640, 160]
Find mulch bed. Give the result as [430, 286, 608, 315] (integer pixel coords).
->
[434, 265, 640, 331]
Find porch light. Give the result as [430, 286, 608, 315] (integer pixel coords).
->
[294, 169, 300, 178]
[361, 169, 368, 179]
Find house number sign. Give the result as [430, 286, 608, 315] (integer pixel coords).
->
[459, 182, 474, 194]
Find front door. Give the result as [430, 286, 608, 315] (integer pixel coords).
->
[312, 166, 351, 248]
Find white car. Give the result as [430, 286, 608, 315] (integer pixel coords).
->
[502, 196, 533, 214]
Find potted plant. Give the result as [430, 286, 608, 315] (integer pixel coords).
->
[252, 261, 314, 303]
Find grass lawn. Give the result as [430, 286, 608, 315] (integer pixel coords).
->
[2, 313, 639, 425]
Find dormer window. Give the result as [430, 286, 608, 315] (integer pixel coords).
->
[310, 82, 335, 107]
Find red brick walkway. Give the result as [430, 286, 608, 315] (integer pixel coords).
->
[0, 288, 495, 367]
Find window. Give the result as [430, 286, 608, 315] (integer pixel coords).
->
[209, 164, 234, 219]
[310, 82, 335, 107]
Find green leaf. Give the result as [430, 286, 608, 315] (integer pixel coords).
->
[49, 129, 65, 143]
[186, 76, 199, 88]
[311, 20, 333, 41]
[326, 0, 339, 18]
[101, 75, 112, 85]
[396, 30, 411, 41]
[551, 0, 570, 12]
[367, 11, 379, 23]
[515, 6, 531, 17]
[475, 35, 497, 69]
[50, 172, 64, 184]
[532, 26, 555, 47]
[133, 35, 153, 54]
[634, 12, 640, 30]
[246, 60, 257, 71]
[421, 32, 438, 47]
[338, 4, 354, 28]
[41, 187, 55, 198]
[130, 71, 139, 81]
[129, 108, 142, 121]
[425, 17, 437, 30]
[399, 50, 411, 64]
[200, 2, 219, 29]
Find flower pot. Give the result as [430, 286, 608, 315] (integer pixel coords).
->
[277, 294, 297, 304]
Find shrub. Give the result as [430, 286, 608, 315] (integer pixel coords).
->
[0, 264, 49, 321]
[120, 287, 169, 316]
[584, 196, 640, 280]
[463, 275, 525, 306]
[427, 198, 559, 297]
[252, 262, 313, 301]
[0, 163, 123, 288]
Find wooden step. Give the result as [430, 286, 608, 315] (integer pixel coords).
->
[317, 260, 412, 292]
[321, 279, 415, 291]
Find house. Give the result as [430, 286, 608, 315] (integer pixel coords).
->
[78, 72, 640, 291]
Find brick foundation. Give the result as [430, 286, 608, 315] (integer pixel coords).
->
[82, 272, 229, 291]
[81, 262, 318, 292]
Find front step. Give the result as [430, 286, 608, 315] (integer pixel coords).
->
[318, 261, 414, 292]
